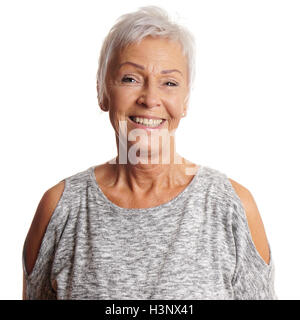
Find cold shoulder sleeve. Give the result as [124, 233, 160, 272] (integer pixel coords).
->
[22, 178, 70, 300]
[228, 184, 278, 300]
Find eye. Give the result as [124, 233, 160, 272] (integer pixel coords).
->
[165, 81, 178, 87]
[121, 76, 136, 83]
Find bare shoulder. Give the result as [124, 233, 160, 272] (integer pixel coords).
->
[23, 180, 65, 299]
[228, 178, 271, 265]
[24, 180, 65, 277]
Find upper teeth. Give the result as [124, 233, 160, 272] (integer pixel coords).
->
[132, 117, 163, 126]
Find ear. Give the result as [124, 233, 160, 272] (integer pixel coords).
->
[97, 79, 109, 112]
[183, 105, 188, 117]
[99, 95, 109, 112]
[183, 92, 190, 114]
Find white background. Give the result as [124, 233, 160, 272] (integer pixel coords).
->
[0, 0, 299, 299]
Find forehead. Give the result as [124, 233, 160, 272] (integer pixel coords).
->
[115, 36, 187, 73]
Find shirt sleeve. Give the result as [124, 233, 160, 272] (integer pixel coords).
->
[22, 178, 69, 300]
[230, 192, 278, 300]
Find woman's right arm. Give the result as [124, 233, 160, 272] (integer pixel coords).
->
[22, 180, 65, 300]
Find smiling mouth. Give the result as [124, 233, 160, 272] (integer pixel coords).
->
[129, 116, 166, 128]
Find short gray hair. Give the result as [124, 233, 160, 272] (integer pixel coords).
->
[96, 5, 196, 108]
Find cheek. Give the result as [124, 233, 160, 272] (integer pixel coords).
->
[110, 88, 137, 109]
[166, 97, 185, 118]
[107, 91, 131, 131]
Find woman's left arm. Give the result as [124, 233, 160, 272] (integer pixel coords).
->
[229, 179, 270, 265]
[229, 178, 277, 300]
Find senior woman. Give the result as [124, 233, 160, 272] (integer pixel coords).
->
[22, 6, 277, 300]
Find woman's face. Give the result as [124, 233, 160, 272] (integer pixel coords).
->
[104, 36, 189, 163]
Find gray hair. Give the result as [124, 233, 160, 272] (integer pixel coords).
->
[96, 5, 196, 109]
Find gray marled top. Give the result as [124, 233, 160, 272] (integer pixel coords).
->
[22, 164, 277, 300]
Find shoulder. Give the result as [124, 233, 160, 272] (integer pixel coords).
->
[33, 180, 66, 233]
[228, 178, 270, 265]
[24, 180, 65, 276]
[42, 181, 65, 211]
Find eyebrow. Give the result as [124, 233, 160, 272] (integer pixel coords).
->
[119, 61, 183, 76]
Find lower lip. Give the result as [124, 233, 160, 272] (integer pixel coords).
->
[128, 117, 166, 130]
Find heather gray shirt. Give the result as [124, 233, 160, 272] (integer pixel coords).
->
[22, 164, 277, 300]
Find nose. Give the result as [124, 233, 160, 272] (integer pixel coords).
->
[136, 81, 161, 108]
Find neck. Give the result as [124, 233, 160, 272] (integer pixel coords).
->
[108, 132, 196, 193]
[109, 153, 195, 194]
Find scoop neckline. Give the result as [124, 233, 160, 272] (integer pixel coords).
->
[89, 164, 202, 214]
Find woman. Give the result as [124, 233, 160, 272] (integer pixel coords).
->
[22, 6, 277, 300]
